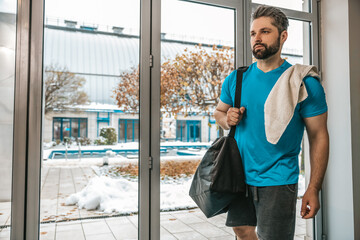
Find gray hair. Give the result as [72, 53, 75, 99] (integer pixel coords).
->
[251, 5, 289, 34]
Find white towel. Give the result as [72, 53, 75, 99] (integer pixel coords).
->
[264, 64, 320, 144]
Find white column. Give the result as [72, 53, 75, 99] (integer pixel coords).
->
[321, 0, 360, 238]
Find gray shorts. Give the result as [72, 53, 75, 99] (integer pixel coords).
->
[226, 183, 298, 240]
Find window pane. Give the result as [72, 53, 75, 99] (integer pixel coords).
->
[182, 121, 187, 142]
[71, 119, 79, 139]
[126, 120, 133, 142]
[134, 120, 139, 141]
[195, 123, 200, 142]
[0, 1, 17, 238]
[252, 0, 310, 12]
[53, 120, 61, 140]
[282, 20, 310, 65]
[79, 119, 87, 138]
[119, 120, 125, 143]
[176, 121, 181, 141]
[160, 1, 235, 238]
[62, 119, 70, 139]
[41, 0, 140, 238]
[189, 123, 195, 141]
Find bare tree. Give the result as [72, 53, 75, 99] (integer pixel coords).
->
[44, 65, 89, 114]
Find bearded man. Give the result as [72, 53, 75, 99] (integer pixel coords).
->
[214, 5, 329, 240]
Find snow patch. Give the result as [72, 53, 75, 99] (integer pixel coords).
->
[66, 175, 196, 214]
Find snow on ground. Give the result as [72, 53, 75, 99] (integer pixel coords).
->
[65, 174, 197, 214]
[66, 176, 139, 214]
[65, 165, 305, 214]
[49, 142, 305, 214]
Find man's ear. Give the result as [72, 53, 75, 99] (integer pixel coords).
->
[280, 30, 288, 44]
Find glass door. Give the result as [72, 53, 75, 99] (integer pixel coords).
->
[158, 0, 239, 238]
[40, 0, 141, 239]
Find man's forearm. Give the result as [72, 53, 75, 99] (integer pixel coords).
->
[214, 109, 230, 130]
[308, 131, 329, 192]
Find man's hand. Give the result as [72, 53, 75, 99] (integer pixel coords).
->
[227, 107, 246, 127]
[301, 187, 320, 219]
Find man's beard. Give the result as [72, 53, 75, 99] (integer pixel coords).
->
[252, 36, 280, 60]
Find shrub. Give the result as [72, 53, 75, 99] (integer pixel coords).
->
[77, 137, 91, 146]
[94, 136, 107, 145]
[63, 136, 75, 145]
[99, 127, 117, 145]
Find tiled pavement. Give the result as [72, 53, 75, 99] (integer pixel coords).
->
[0, 166, 310, 239]
[0, 206, 308, 240]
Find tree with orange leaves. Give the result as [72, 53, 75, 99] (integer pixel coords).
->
[113, 44, 234, 116]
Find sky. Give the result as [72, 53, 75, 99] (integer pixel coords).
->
[43, 0, 236, 46]
[1, 0, 304, 52]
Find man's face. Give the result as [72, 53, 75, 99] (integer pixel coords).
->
[250, 16, 285, 60]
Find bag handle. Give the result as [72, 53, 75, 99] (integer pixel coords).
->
[229, 66, 248, 138]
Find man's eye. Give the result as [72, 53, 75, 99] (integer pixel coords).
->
[250, 33, 256, 36]
[263, 31, 269, 33]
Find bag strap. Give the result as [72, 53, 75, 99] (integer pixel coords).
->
[229, 66, 248, 138]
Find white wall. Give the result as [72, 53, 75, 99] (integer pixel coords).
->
[321, 0, 360, 239]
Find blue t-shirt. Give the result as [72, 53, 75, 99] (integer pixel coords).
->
[220, 60, 328, 186]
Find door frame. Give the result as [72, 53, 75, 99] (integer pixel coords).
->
[10, 0, 322, 239]
[11, 0, 154, 239]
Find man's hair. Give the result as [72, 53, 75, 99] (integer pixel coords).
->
[252, 5, 289, 34]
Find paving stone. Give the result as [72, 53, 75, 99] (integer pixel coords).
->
[0, 202, 11, 211]
[29, 166, 312, 239]
[219, 226, 236, 236]
[82, 220, 111, 236]
[160, 226, 177, 240]
[0, 229, 10, 238]
[0, 213, 10, 226]
[127, 215, 138, 227]
[107, 222, 137, 239]
[173, 230, 208, 240]
[106, 216, 132, 225]
[160, 213, 176, 222]
[189, 222, 230, 238]
[205, 214, 227, 228]
[86, 233, 116, 240]
[56, 230, 85, 240]
[208, 235, 236, 240]
[56, 222, 83, 232]
[170, 212, 204, 224]
[161, 219, 193, 234]
[39, 224, 56, 240]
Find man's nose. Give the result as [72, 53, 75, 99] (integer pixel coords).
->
[254, 33, 262, 42]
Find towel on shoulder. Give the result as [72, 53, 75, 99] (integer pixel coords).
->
[264, 64, 321, 144]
